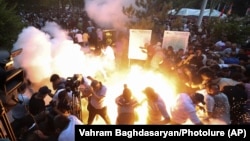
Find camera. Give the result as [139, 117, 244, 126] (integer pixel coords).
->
[65, 74, 82, 96]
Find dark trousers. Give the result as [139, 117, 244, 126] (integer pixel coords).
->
[87, 103, 110, 125]
[116, 112, 137, 125]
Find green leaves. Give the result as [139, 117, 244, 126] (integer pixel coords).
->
[209, 17, 250, 44]
[0, 0, 24, 51]
[123, 0, 172, 31]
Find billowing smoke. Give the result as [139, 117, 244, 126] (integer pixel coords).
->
[12, 22, 86, 84]
[84, 0, 135, 31]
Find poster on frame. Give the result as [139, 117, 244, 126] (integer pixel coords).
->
[128, 29, 152, 60]
[162, 31, 190, 52]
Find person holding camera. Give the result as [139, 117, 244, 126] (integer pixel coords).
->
[49, 74, 81, 118]
[49, 74, 66, 101]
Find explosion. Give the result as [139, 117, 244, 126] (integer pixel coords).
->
[10, 22, 228, 125]
[80, 65, 177, 124]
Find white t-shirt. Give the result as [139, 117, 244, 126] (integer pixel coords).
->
[170, 93, 201, 124]
[75, 33, 83, 43]
[90, 86, 107, 109]
[11, 94, 30, 119]
[215, 41, 225, 47]
[102, 46, 115, 61]
[216, 78, 242, 91]
[58, 115, 84, 141]
[52, 89, 79, 106]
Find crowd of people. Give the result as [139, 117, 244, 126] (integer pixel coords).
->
[5, 7, 250, 141]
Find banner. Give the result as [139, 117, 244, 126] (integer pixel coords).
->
[128, 29, 152, 60]
[162, 31, 190, 52]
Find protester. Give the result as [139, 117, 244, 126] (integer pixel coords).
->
[142, 87, 171, 125]
[115, 84, 140, 125]
[86, 76, 111, 124]
[170, 92, 205, 125]
[203, 82, 231, 124]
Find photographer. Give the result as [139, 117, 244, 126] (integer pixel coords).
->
[50, 73, 82, 103]
[49, 73, 83, 120]
[49, 74, 66, 101]
[47, 74, 67, 117]
[51, 89, 80, 116]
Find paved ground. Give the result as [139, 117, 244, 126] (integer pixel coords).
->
[244, 99, 250, 124]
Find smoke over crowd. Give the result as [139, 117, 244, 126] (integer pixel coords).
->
[84, 0, 134, 30]
[12, 0, 138, 84]
[6, 0, 234, 126]
[12, 22, 86, 84]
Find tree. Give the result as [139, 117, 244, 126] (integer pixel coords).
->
[0, 0, 24, 51]
[122, 0, 249, 45]
[209, 16, 250, 44]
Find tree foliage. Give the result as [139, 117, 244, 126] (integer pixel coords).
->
[0, 0, 24, 51]
[209, 16, 250, 44]
[7, 0, 85, 11]
[123, 0, 172, 31]
[123, 0, 249, 44]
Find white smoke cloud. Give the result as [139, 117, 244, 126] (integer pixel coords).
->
[12, 22, 85, 84]
[84, 0, 135, 31]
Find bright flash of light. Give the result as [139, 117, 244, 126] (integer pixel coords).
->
[11, 22, 230, 125]
[52, 40, 85, 78]
[81, 64, 177, 125]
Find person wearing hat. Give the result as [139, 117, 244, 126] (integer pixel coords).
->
[17, 85, 52, 140]
[170, 92, 205, 125]
[142, 87, 171, 125]
[86, 76, 111, 125]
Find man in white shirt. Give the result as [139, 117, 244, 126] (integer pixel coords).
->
[75, 31, 83, 47]
[86, 76, 111, 125]
[101, 45, 116, 75]
[170, 93, 205, 125]
[55, 102, 84, 141]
